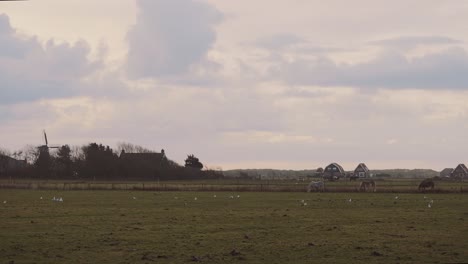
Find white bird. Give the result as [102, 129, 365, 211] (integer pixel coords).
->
[428, 203, 432, 208]
[213, 195, 216, 198]
[301, 200, 305, 203]
[52, 196, 56, 201]
[430, 199, 434, 204]
[395, 196, 399, 199]
[303, 202, 308, 206]
[194, 197, 198, 201]
[3, 201, 6, 204]
[40, 197, 43, 200]
[229, 195, 234, 199]
[59, 197, 63, 202]
[237, 195, 240, 198]
[424, 196, 427, 199]
[348, 198, 352, 202]
[132, 197, 136, 200]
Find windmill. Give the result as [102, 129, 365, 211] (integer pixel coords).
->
[38, 130, 60, 153]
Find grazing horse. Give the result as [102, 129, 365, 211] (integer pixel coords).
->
[418, 179, 434, 192]
[307, 181, 324, 192]
[359, 180, 376, 192]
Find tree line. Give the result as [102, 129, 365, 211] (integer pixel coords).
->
[0, 142, 223, 181]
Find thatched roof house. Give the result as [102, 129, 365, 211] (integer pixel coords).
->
[323, 163, 345, 180]
[440, 168, 453, 178]
[354, 163, 370, 178]
[119, 149, 167, 179]
[451, 164, 468, 179]
[0, 154, 27, 177]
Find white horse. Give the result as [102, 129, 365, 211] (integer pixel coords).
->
[307, 181, 324, 192]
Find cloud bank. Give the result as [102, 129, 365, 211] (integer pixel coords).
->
[126, 0, 223, 79]
[0, 14, 101, 104]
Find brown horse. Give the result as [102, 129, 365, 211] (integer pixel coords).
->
[418, 179, 434, 192]
[359, 180, 376, 192]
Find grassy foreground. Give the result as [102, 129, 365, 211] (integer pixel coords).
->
[0, 190, 467, 263]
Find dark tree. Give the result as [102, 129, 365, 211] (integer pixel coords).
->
[55, 145, 73, 178]
[184, 154, 203, 170]
[81, 143, 118, 180]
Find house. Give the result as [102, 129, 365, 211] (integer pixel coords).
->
[323, 163, 345, 181]
[439, 168, 453, 178]
[353, 163, 370, 178]
[451, 164, 468, 179]
[0, 154, 27, 177]
[119, 149, 167, 180]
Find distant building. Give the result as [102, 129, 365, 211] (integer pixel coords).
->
[451, 164, 468, 179]
[323, 163, 345, 181]
[439, 168, 453, 178]
[354, 163, 370, 178]
[0, 154, 27, 177]
[119, 149, 167, 179]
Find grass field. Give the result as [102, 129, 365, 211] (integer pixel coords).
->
[1, 190, 467, 263]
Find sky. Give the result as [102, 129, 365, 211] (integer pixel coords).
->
[1, 0, 467, 171]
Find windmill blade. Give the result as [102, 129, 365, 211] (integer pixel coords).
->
[43, 130, 49, 146]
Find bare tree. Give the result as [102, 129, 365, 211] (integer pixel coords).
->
[0, 147, 11, 157]
[22, 145, 40, 164]
[70, 145, 84, 162]
[116, 142, 153, 154]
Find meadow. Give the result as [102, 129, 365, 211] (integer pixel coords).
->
[1, 190, 467, 263]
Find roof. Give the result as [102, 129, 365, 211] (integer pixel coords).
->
[119, 152, 167, 169]
[440, 168, 453, 177]
[354, 163, 369, 173]
[324, 163, 345, 174]
[120, 152, 165, 161]
[454, 164, 468, 174]
[0, 154, 27, 171]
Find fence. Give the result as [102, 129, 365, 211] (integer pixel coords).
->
[0, 180, 466, 193]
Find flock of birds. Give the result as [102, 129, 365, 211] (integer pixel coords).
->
[296, 195, 435, 208]
[171, 194, 242, 206]
[2, 193, 435, 209]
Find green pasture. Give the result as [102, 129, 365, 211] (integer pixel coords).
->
[1, 190, 467, 263]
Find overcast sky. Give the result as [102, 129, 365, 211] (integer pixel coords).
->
[1, 0, 467, 170]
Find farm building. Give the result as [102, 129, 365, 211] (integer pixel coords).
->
[440, 168, 453, 178]
[0, 154, 27, 177]
[119, 149, 168, 180]
[451, 164, 468, 179]
[323, 163, 345, 180]
[353, 163, 370, 178]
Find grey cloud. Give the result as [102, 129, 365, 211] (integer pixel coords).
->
[0, 14, 101, 104]
[255, 33, 347, 54]
[273, 47, 468, 90]
[126, 0, 223, 79]
[0, 14, 38, 59]
[369, 36, 462, 49]
[256, 33, 305, 50]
